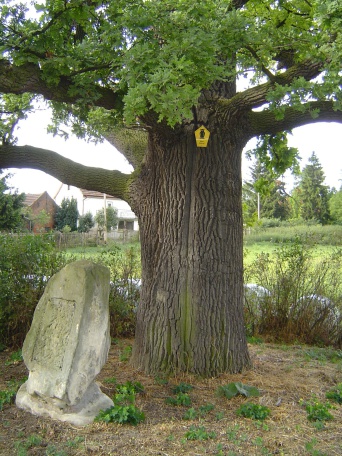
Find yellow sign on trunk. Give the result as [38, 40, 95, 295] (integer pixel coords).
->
[195, 125, 210, 147]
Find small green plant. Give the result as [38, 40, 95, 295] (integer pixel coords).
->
[172, 382, 194, 394]
[305, 438, 328, 456]
[165, 392, 192, 406]
[226, 424, 248, 445]
[217, 382, 260, 400]
[119, 345, 132, 362]
[184, 425, 216, 441]
[325, 383, 342, 404]
[5, 349, 23, 365]
[215, 443, 225, 456]
[215, 411, 225, 421]
[236, 402, 270, 420]
[15, 434, 43, 456]
[0, 388, 16, 410]
[95, 403, 145, 425]
[66, 436, 85, 448]
[183, 407, 197, 420]
[45, 445, 68, 456]
[301, 397, 334, 422]
[253, 436, 271, 456]
[0, 378, 26, 411]
[154, 374, 168, 386]
[95, 381, 145, 425]
[103, 376, 117, 385]
[199, 403, 215, 416]
[116, 380, 144, 395]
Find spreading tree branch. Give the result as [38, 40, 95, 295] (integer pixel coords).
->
[218, 60, 324, 115]
[248, 100, 342, 137]
[0, 60, 122, 111]
[0, 144, 131, 201]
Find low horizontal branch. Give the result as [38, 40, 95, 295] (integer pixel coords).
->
[0, 144, 131, 201]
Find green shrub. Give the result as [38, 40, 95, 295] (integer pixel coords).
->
[325, 384, 342, 404]
[95, 380, 145, 425]
[236, 403, 270, 420]
[97, 244, 141, 338]
[301, 397, 334, 422]
[244, 236, 342, 346]
[172, 382, 194, 394]
[0, 234, 72, 347]
[165, 392, 192, 407]
[184, 425, 216, 441]
[0, 377, 27, 410]
[216, 382, 260, 400]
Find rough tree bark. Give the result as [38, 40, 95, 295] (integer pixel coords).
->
[129, 111, 252, 375]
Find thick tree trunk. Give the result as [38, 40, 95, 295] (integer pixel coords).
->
[131, 121, 252, 376]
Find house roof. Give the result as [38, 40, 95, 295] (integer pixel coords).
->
[24, 193, 44, 207]
[80, 189, 118, 200]
[24, 192, 58, 208]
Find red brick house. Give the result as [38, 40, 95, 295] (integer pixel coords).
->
[23, 192, 59, 233]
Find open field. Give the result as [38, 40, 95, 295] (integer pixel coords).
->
[1, 340, 342, 456]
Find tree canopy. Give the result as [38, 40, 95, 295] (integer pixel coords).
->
[0, 0, 341, 175]
[55, 196, 78, 231]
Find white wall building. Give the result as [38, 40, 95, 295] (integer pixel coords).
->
[54, 185, 139, 231]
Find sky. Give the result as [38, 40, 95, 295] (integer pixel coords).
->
[5, 105, 342, 196]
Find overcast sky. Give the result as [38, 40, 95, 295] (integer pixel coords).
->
[5, 106, 342, 196]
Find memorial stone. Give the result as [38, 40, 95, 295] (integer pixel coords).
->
[16, 260, 114, 426]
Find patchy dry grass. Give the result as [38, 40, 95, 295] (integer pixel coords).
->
[1, 339, 342, 455]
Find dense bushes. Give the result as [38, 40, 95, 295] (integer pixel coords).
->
[2, 231, 342, 350]
[244, 237, 342, 346]
[244, 224, 342, 246]
[0, 234, 72, 348]
[0, 236, 141, 348]
[96, 244, 141, 338]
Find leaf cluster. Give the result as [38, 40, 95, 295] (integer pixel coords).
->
[95, 381, 145, 425]
[2, 0, 340, 129]
[216, 382, 260, 400]
[325, 383, 342, 404]
[236, 402, 270, 421]
[301, 396, 334, 422]
[165, 392, 192, 407]
[184, 425, 216, 441]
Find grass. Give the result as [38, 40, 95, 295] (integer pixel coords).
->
[244, 224, 342, 246]
[64, 241, 140, 259]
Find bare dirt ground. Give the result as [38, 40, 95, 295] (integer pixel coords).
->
[1, 339, 341, 456]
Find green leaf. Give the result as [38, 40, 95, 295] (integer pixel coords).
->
[235, 382, 260, 398]
[216, 382, 260, 400]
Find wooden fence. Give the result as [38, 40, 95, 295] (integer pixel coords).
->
[55, 230, 139, 249]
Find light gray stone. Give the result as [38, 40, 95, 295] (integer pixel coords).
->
[16, 260, 114, 426]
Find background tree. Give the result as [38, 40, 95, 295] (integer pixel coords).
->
[78, 211, 95, 233]
[1, 1, 342, 375]
[295, 152, 331, 224]
[243, 159, 291, 223]
[95, 206, 118, 237]
[22, 207, 50, 233]
[55, 197, 78, 232]
[262, 179, 291, 221]
[329, 187, 342, 224]
[0, 170, 25, 232]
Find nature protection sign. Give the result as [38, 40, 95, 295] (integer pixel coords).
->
[195, 125, 210, 147]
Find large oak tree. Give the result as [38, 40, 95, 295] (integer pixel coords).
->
[1, 0, 342, 376]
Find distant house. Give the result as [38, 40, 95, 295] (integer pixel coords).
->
[23, 191, 59, 233]
[54, 185, 139, 231]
